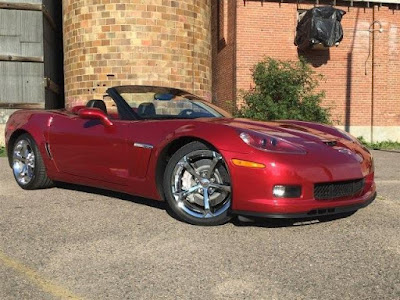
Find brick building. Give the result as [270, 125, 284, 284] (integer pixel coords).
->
[212, 0, 400, 142]
[61, 0, 400, 142]
[0, 0, 399, 144]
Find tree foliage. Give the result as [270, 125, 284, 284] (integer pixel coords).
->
[237, 57, 331, 124]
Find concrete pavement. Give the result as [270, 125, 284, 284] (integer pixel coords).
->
[0, 150, 399, 300]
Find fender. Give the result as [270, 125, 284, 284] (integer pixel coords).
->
[6, 111, 58, 176]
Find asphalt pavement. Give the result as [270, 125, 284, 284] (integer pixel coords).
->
[0, 150, 399, 300]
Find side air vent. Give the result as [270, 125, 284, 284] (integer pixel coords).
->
[45, 143, 53, 159]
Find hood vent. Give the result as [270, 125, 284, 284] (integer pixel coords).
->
[323, 141, 337, 147]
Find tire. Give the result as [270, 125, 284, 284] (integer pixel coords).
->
[11, 133, 53, 190]
[163, 141, 232, 226]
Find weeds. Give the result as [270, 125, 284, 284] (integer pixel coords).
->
[358, 137, 400, 151]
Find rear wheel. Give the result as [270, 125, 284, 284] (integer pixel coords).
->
[163, 142, 232, 226]
[11, 134, 53, 190]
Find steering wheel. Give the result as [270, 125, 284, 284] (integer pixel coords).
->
[178, 109, 196, 117]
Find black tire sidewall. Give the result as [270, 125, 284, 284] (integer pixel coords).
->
[163, 141, 232, 226]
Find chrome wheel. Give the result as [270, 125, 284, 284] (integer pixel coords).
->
[170, 150, 231, 219]
[13, 139, 35, 185]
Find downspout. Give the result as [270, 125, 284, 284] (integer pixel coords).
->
[368, 13, 383, 143]
[371, 8, 375, 143]
[192, 0, 197, 95]
[233, 0, 237, 113]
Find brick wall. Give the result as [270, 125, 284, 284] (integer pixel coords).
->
[62, 0, 212, 108]
[211, 0, 237, 112]
[213, 0, 400, 141]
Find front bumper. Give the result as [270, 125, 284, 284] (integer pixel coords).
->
[233, 192, 376, 219]
[220, 148, 376, 218]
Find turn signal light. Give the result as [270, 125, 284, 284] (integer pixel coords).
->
[232, 159, 265, 169]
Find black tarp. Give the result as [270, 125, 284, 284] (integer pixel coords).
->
[295, 6, 346, 50]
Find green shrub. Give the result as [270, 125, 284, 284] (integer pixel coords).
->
[0, 147, 6, 157]
[358, 137, 400, 150]
[236, 57, 331, 124]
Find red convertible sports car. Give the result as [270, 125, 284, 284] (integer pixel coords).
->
[5, 85, 376, 225]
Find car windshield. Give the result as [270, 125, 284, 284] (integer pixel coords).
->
[114, 86, 230, 119]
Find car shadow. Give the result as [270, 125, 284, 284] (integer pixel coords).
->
[55, 182, 167, 211]
[54, 182, 356, 228]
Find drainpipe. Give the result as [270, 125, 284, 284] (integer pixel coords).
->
[371, 9, 375, 143]
[368, 11, 383, 143]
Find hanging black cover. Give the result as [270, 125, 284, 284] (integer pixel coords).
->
[295, 6, 346, 50]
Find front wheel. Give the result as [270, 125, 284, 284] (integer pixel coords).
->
[163, 142, 232, 226]
[11, 133, 53, 190]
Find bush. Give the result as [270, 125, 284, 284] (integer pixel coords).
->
[236, 57, 331, 124]
[0, 147, 6, 157]
[358, 136, 400, 150]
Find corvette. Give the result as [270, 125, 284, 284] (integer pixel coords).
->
[5, 85, 376, 225]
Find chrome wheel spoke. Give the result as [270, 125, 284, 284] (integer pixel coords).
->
[206, 154, 222, 179]
[210, 183, 231, 193]
[23, 174, 30, 183]
[182, 160, 202, 181]
[174, 184, 201, 200]
[27, 166, 34, 177]
[202, 188, 214, 218]
[21, 143, 29, 158]
[18, 165, 29, 183]
[171, 149, 231, 220]
[13, 152, 25, 163]
[13, 139, 35, 185]
[203, 188, 210, 211]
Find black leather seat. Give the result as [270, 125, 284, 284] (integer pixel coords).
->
[86, 100, 108, 114]
[137, 102, 156, 116]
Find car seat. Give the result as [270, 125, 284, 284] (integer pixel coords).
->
[137, 102, 156, 116]
[86, 100, 108, 114]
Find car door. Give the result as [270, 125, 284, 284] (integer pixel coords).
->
[48, 112, 132, 185]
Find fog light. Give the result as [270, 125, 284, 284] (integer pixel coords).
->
[273, 185, 301, 198]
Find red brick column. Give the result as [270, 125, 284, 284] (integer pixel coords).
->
[62, 0, 212, 108]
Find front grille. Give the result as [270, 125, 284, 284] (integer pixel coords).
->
[314, 178, 365, 200]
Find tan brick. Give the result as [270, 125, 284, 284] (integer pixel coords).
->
[63, 0, 212, 107]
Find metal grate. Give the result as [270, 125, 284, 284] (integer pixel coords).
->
[314, 178, 365, 200]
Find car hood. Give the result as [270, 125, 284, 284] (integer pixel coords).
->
[201, 118, 373, 170]
[208, 118, 338, 142]
[200, 118, 365, 155]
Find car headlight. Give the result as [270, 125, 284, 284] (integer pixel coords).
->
[239, 131, 306, 154]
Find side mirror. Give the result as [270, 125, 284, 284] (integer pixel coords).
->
[78, 108, 113, 127]
[71, 105, 86, 115]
